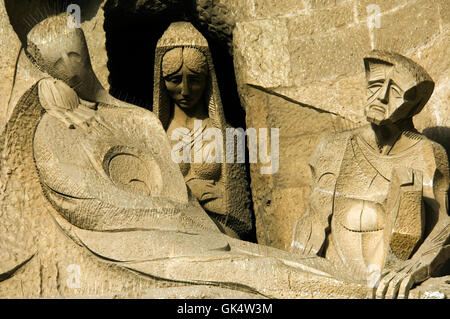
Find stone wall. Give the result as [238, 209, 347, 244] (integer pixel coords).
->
[230, 0, 450, 250]
[0, 0, 448, 251]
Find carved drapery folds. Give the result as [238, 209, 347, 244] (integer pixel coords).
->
[0, 2, 448, 299]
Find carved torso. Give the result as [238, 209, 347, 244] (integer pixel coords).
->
[313, 130, 436, 278]
[32, 79, 223, 233]
[167, 117, 222, 182]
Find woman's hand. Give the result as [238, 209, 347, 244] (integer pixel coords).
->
[186, 179, 226, 214]
[186, 179, 220, 201]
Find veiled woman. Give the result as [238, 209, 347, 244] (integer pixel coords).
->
[153, 22, 254, 240]
[0, 14, 407, 299]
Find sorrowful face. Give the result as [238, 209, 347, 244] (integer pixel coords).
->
[364, 61, 420, 125]
[32, 31, 92, 89]
[162, 47, 208, 110]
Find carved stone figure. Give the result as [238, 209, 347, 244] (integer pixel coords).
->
[153, 22, 254, 240]
[0, 13, 368, 299]
[291, 50, 450, 298]
[1, 12, 447, 299]
[26, 14, 216, 233]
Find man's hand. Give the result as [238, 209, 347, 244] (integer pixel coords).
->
[375, 254, 432, 299]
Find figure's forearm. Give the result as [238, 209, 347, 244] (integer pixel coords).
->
[410, 207, 450, 279]
[414, 188, 449, 259]
[415, 221, 449, 258]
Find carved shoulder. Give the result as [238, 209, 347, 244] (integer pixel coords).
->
[309, 130, 353, 182]
[421, 138, 449, 193]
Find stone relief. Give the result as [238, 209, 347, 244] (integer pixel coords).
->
[0, 13, 371, 300]
[291, 51, 449, 298]
[153, 22, 253, 240]
[28, 15, 203, 232]
[0, 0, 448, 300]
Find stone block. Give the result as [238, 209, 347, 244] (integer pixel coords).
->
[275, 134, 322, 188]
[286, 2, 354, 37]
[240, 85, 270, 128]
[415, 75, 450, 156]
[233, 19, 292, 88]
[273, 71, 368, 124]
[411, 29, 450, 143]
[256, 186, 310, 250]
[372, 0, 440, 54]
[355, 0, 407, 20]
[288, 23, 371, 85]
[438, 0, 450, 26]
[252, 0, 306, 19]
[266, 91, 337, 137]
[303, 0, 348, 10]
[410, 30, 450, 86]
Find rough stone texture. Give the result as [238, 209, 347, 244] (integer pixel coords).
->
[288, 23, 371, 85]
[0, 0, 448, 299]
[0, 13, 364, 299]
[0, 1, 23, 124]
[234, 20, 292, 88]
[371, 1, 440, 55]
[0, 0, 108, 124]
[153, 22, 254, 240]
[440, 0, 450, 26]
[231, 0, 450, 252]
[286, 3, 353, 36]
[289, 50, 449, 296]
[196, 0, 236, 53]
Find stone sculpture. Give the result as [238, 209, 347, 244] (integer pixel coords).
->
[0, 12, 447, 299]
[27, 14, 214, 233]
[153, 22, 254, 240]
[291, 50, 450, 298]
[0, 13, 363, 299]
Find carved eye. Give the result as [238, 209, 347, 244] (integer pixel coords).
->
[391, 86, 403, 99]
[68, 52, 82, 63]
[53, 52, 82, 69]
[367, 84, 381, 95]
[188, 75, 201, 83]
[166, 76, 182, 84]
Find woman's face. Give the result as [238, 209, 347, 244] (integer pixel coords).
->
[164, 64, 207, 109]
[33, 31, 92, 89]
[163, 48, 208, 110]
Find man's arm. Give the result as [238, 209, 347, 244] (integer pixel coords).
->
[376, 141, 449, 299]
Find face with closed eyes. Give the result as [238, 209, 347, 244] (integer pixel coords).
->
[162, 47, 208, 110]
[32, 31, 92, 89]
[364, 60, 419, 125]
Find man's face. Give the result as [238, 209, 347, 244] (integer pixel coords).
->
[364, 62, 404, 125]
[364, 61, 419, 126]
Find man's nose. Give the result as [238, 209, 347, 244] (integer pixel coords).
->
[377, 79, 390, 104]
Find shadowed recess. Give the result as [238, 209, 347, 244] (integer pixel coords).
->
[103, 0, 246, 129]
